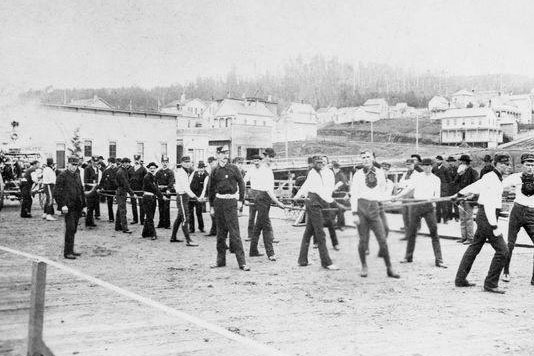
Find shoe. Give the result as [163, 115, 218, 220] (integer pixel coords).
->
[151, 236, 157, 240]
[210, 263, 225, 268]
[72, 252, 82, 257]
[400, 259, 412, 264]
[239, 265, 251, 271]
[130, 221, 138, 225]
[360, 266, 368, 277]
[122, 230, 132, 234]
[435, 262, 448, 269]
[95, 216, 100, 220]
[250, 253, 264, 257]
[324, 264, 340, 271]
[64, 254, 76, 260]
[170, 239, 184, 243]
[21, 215, 33, 218]
[502, 274, 510, 282]
[186, 241, 199, 247]
[299, 262, 312, 267]
[41, 213, 47, 219]
[115, 228, 122, 231]
[86, 223, 97, 227]
[46, 215, 57, 221]
[387, 268, 400, 279]
[462, 240, 472, 245]
[455, 280, 476, 287]
[399, 237, 408, 241]
[268, 255, 277, 261]
[484, 286, 506, 294]
[333, 245, 340, 251]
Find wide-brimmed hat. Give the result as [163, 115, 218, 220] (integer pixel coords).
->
[446, 156, 456, 162]
[459, 154, 471, 163]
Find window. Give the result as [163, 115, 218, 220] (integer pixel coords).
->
[109, 141, 117, 158]
[161, 142, 168, 157]
[84, 140, 92, 157]
[137, 142, 144, 159]
[56, 143, 65, 169]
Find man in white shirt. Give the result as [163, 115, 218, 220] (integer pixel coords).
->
[42, 158, 57, 221]
[294, 155, 339, 270]
[454, 153, 511, 294]
[248, 148, 285, 261]
[351, 151, 400, 278]
[243, 155, 262, 241]
[319, 155, 339, 250]
[398, 158, 421, 240]
[502, 153, 534, 284]
[170, 156, 199, 246]
[394, 158, 447, 268]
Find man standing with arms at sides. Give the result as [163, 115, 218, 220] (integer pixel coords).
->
[115, 157, 134, 234]
[100, 157, 117, 222]
[170, 156, 199, 246]
[20, 160, 40, 218]
[208, 145, 249, 271]
[332, 161, 349, 230]
[156, 156, 174, 229]
[249, 148, 286, 261]
[502, 153, 534, 284]
[189, 161, 209, 233]
[204, 156, 218, 236]
[142, 162, 166, 240]
[432, 155, 452, 224]
[84, 158, 99, 228]
[294, 155, 339, 270]
[394, 158, 448, 269]
[454, 154, 511, 293]
[54, 156, 86, 259]
[455, 155, 479, 245]
[243, 155, 262, 241]
[128, 154, 147, 225]
[42, 158, 57, 221]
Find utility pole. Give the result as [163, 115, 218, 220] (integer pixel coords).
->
[415, 114, 419, 153]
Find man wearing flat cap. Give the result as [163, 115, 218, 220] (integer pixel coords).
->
[54, 156, 86, 259]
[155, 155, 174, 229]
[454, 155, 479, 245]
[188, 161, 209, 234]
[502, 152, 534, 284]
[128, 154, 147, 225]
[115, 157, 135, 233]
[455, 153, 511, 293]
[480, 154, 494, 179]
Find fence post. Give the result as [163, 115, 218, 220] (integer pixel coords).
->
[27, 261, 54, 356]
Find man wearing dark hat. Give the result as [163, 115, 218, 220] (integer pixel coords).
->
[394, 158, 447, 268]
[84, 158, 99, 227]
[42, 157, 57, 221]
[432, 155, 452, 224]
[248, 148, 285, 261]
[397, 158, 421, 240]
[332, 160, 349, 229]
[155, 156, 174, 229]
[100, 157, 118, 222]
[128, 154, 147, 225]
[188, 161, 209, 233]
[445, 156, 459, 221]
[243, 154, 263, 241]
[204, 156, 218, 236]
[502, 152, 534, 284]
[20, 160, 40, 218]
[170, 156, 199, 246]
[54, 156, 86, 259]
[142, 162, 166, 239]
[455, 153, 511, 293]
[479, 154, 494, 179]
[208, 145, 249, 270]
[115, 157, 135, 233]
[455, 154, 479, 244]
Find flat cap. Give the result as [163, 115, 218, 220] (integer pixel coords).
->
[459, 154, 471, 163]
[122, 157, 131, 163]
[180, 156, 191, 163]
[146, 162, 158, 169]
[216, 145, 230, 153]
[197, 161, 206, 168]
[263, 148, 276, 158]
[446, 156, 456, 162]
[520, 153, 534, 163]
[494, 153, 511, 165]
[67, 156, 79, 164]
[421, 158, 433, 166]
[435, 155, 444, 161]
[483, 154, 493, 162]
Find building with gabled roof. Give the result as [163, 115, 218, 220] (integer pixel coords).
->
[363, 98, 389, 119]
[69, 95, 114, 109]
[273, 102, 317, 142]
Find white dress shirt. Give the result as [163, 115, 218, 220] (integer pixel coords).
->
[246, 164, 274, 192]
[405, 173, 441, 200]
[459, 170, 502, 226]
[174, 167, 195, 198]
[295, 168, 334, 203]
[42, 166, 56, 185]
[350, 168, 387, 212]
[503, 173, 534, 208]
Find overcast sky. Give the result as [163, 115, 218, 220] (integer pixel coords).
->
[1, 0, 534, 90]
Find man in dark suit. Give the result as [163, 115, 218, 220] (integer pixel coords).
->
[445, 156, 459, 221]
[155, 156, 174, 229]
[115, 158, 135, 233]
[432, 155, 452, 224]
[100, 157, 118, 222]
[84, 158, 99, 227]
[128, 154, 147, 224]
[189, 161, 209, 233]
[455, 155, 479, 244]
[332, 161, 349, 229]
[54, 156, 86, 259]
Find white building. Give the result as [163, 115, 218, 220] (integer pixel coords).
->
[428, 96, 450, 114]
[316, 107, 338, 126]
[336, 106, 380, 124]
[438, 108, 503, 148]
[508, 94, 533, 124]
[363, 98, 389, 119]
[450, 89, 477, 108]
[162, 95, 208, 129]
[1, 101, 178, 168]
[273, 102, 317, 142]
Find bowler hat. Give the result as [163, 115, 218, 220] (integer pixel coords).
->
[198, 161, 206, 168]
[411, 154, 422, 162]
[446, 156, 456, 162]
[436, 155, 444, 161]
[67, 156, 79, 164]
[421, 158, 433, 166]
[459, 154, 471, 163]
[263, 148, 276, 158]
[494, 153, 511, 165]
[122, 157, 131, 163]
[180, 156, 191, 163]
[216, 145, 230, 153]
[146, 162, 158, 169]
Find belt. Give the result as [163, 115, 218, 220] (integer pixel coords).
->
[143, 191, 155, 196]
[216, 193, 239, 200]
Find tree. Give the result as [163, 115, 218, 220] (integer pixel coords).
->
[68, 128, 82, 158]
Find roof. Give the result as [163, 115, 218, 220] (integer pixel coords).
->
[214, 99, 275, 118]
[163, 99, 181, 108]
[451, 89, 475, 97]
[284, 102, 316, 115]
[42, 103, 178, 120]
[363, 98, 388, 106]
[69, 95, 114, 109]
[436, 108, 492, 119]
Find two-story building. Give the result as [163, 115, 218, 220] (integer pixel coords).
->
[438, 108, 503, 148]
[161, 95, 208, 129]
[273, 102, 317, 142]
[363, 98, 389, 119]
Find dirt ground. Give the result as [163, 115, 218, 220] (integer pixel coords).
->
[1, 200, 534, 356]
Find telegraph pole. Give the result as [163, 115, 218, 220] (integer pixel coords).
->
[415, 114, 419, 153]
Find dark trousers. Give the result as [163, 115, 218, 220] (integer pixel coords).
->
[130, 192, 144, 223]
[157, 196, 171, 228]
[64, 208, 81, 256]
[214, 198, 246, 267]
[250, 192, 275, 257]
[43, 184, 55, 215]
[456, 206, 508, 288]
[209, 214, 217, 235]
[357, 199, 392, 267]
[115, 189, 128, 232]
[171, 194, 191, 241]
[188, 200, 205, 232]
[436, 201, 448, 223]
[333, 191, 347, 227]
[85, 190, 98, 226]
[313, 203, 339, 247]
[504, 203, 534, 277]
[20, 183, 32, 217]
[247, 204, 258, 238]
[95, 197, 100, 218]
[298, 197, 333, 267]
[142, 195, 157, 238]
[106, 196, 114, 221]
[405, 203, 443, 264]
[379, 204, 389, 238]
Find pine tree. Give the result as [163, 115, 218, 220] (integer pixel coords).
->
[68, 128, 82, 158]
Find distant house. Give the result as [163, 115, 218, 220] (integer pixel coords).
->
[363, 98, 389, 119]
[438, 108, 503, 148]
[450, 90, 477, 108]
[316, 107, 338, 126]
[161, 94, 208, 129]
[69, 95, 114, 109]
[273, 102, 318, 142]
[336, 106, 379, 124]
[508, 94, 533, 124]
[428, 96, 450, 114]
